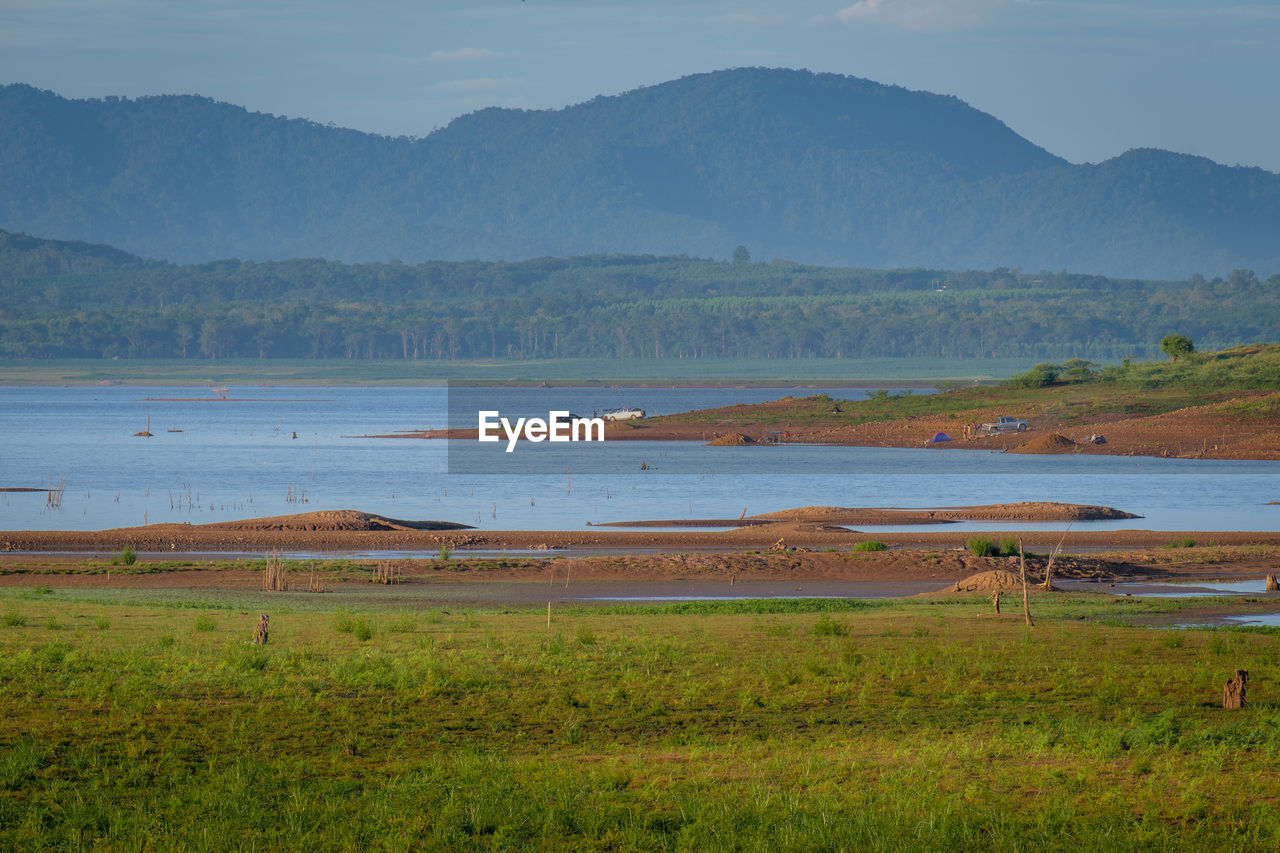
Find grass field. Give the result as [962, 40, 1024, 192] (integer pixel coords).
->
[2, 586, 1279, 850]
[0, 356, 1040, 387]
[650, 344, 1280, 431]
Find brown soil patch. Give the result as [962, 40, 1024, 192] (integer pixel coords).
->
[379, 390, 1280, 460]
[4, 509, 1280, 556]
[1008, 433, 1078, 454]
[745, 501, 1138, 523]
[927, 570, 1030, 595]
[5, 545, 1278, 598]
[199, 510, 471, 533]
[602, 390, 1280, 460]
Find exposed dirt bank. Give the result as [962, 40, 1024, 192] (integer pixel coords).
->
[596, 501, 1141, 528]
[198, 510, 472, 533]
[2, 543, 1277, 598]
[1, 508, 1276, 555]
[388, 391, 1280, 460]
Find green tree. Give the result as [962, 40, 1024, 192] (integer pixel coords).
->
[1060, 357, 1098, 382]
[732, 245, 751, 265]
[1007, 362, 1060, 388]
[1160, 334, 1195, 361]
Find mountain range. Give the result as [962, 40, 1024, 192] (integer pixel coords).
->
[1, 68, 1277, 278]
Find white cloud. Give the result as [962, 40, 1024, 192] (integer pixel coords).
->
[835, 0, 1006, 32]
[427, 47, 496, 63]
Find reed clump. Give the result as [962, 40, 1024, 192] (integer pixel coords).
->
[371, 561, 401, 584]
[262, 551, 288, 592]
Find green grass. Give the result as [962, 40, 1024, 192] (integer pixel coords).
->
[647, 342, 1280, 434]
[2, 588, 1280, 849]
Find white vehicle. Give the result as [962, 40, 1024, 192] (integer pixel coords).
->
[602, 407, 645, 422]
[981, 416, 1029, 435]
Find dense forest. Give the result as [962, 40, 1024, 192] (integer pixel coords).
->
[3, 69, 1279, 279]
[2, 230, 1276, 362]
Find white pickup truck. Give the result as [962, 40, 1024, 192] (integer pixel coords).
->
[602, 407, 645, 422]
[981, 416, 1029, 435]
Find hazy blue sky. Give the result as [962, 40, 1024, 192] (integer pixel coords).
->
[2, 0, 1277, 171]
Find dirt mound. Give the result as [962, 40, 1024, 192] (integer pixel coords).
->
[707, 433, 756, 446]
[202, 510, 471, 532]
[1008, 433, 1078, 454]
[750, 506, 851, 520]
[747, 502, 1139, 523]
[943, 502, 1141, 521]
[934, 570, 1030, 595]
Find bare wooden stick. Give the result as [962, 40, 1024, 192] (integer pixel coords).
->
[1018, 541, 1033, 627]
[1040, 524, 1072, 590]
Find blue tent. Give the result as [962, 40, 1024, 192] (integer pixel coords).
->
[929, 432, 952, 443]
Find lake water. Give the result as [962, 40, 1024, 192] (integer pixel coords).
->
[1, 385, 1276, 533]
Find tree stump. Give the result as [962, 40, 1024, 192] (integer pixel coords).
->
[254, 613, 270, 645]
[991, 591, 1001, 615]
[1223, 670, 1247, 709]
[1266, 574, 1279, 592]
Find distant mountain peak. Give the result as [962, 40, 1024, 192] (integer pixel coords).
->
[0, 71, 1276, 278]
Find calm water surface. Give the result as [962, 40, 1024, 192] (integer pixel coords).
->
[1, 386, 1276, 532]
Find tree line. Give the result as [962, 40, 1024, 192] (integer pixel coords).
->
[1, 235, 1276, 361]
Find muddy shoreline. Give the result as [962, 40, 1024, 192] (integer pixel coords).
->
[3, 506, 1275, 606]
[2, 503, 1277, 555]
[383, 389, 1280, 461]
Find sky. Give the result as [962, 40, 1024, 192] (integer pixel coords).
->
[2, 0, 1278, 172]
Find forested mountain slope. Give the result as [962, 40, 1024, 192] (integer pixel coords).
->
[2, 69, 1277, 278]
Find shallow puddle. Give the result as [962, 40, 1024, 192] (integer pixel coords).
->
[1108, 579, 1274, 598]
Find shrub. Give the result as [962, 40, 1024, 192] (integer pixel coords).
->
[1006, 362, 1060, 388]
[812, 613, 848, 637]
[437, 544, 453, 562]
[120, 544, 137, 566]
[967, 536, 998, 557]
[2, 611, 25, 628]
[1060, 358, 1100, 382]
[850, 540, 888, 552]
[999, 537, 1022, 557]
[334, 612, 374, 641]
[194, 614, 216, 632]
